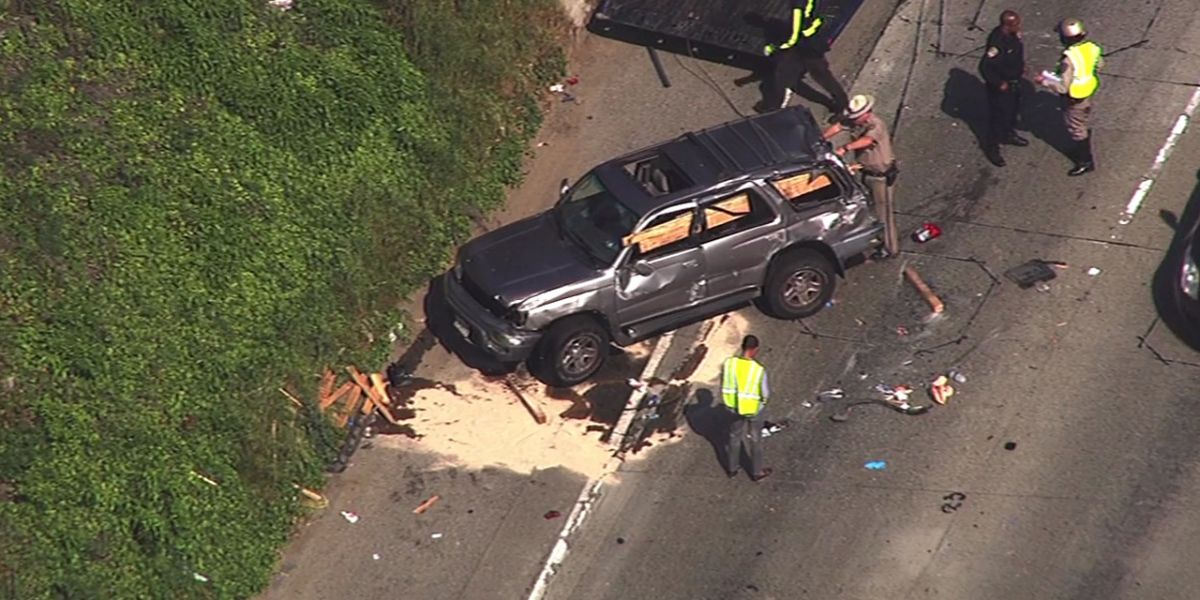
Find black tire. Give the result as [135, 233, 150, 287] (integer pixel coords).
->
[530, 316, 610, 387]
[759, 249, 836, 319]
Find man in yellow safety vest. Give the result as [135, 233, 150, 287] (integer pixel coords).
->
[722, 335, 773, 481]
[756, 0, 849, 116]
[1035, 18, 1103, 176]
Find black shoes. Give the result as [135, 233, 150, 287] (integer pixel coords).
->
[1066, 137, 1095, 176]
[1003, 133, 1030, 147]
[751, 468, 774, 482]
[985, 147, 1006, 167]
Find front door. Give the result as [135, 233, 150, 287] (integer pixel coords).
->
[615, 204, 706, 328]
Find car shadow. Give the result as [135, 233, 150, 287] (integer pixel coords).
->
[423, 275, 518, 376]
[1151, 168, 1200, 351]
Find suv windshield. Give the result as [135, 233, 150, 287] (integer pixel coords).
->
[556, 173, 639, 264]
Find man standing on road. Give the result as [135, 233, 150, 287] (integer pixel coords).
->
[723, 335, 772, 482]
[1035, 18, 1103, 176]
[823, 94, 899, 258]
[757, 0, 849, 115]
[979, 10, 1030, 167]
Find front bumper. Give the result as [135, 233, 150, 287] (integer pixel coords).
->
[443, 272, 542, 363]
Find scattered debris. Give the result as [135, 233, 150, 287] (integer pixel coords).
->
[948, 369, 967, 384]
[192, 572, 210, 583]
[340, 511, 359, 524]
[544, 510, 563, 520]
[617, 537, 626, 544]
[864, 460, 888, 470]
[873, 384, 931, 415]
[537, 141, 549, 147]
[1035, 282, 1051, 293]
[565, 75, 580, 85]
[372, 553, 381, 561]
[896, 325, 909, 336]
[1087, 267, 1101, 276]
[549, 83, 566, 93]
[930, 375, 955, 405]
[1004, 441, 1017, 451]
[1005, 259, 1057, 289]
[816, 388, 845, 400]
[293, 484, 329, 509]
[267, 0, 293, 10]
[761, 419, 791, 438]
[800, 401, 814, 408]
[911, 222, 942, 243]
[904, 266, 945, 314]
[412, 494, 440, 515]
[431, 533, 443, 539]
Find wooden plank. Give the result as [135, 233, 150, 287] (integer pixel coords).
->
[904, 266, 945, 314]
[337, 387, 363, 428]
[321, 382, 355, 410]
[622, 212, 692, 253]
[318, 369, 336, 404]
[703, 194, 751, 229]
[369, 372, 391, 406]
[504, 376, 548, 424]
[279, 387, 303, 408]
[773, 172, 834, 200]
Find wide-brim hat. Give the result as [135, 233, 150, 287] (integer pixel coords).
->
[845, 94, 875, 119]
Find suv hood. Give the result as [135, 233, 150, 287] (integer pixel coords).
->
[459, 212, 599, 309]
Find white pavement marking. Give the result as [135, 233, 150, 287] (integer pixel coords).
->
[1118, 86, 1200, 225]
[526, 330, 676, 600]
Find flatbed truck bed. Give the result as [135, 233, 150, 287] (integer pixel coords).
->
[588, 0, 867, 71]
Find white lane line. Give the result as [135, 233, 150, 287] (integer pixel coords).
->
[526, 329, 677, 600]
[1119, 86, 1200, 225]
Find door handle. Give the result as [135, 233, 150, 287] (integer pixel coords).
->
[682, 259, 699, 268]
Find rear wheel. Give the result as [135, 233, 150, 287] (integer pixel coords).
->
[530, 316, 610, 386]
[759, 250, 836, 319]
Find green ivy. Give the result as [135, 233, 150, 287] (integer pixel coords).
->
[0, 0, 565, 597]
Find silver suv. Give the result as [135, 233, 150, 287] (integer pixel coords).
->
[444, 106, 883, 385]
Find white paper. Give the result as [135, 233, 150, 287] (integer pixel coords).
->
[1040, 70, 1063, 85]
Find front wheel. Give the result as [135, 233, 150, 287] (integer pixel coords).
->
[530, 316, 610, 386]
[759, 250, 836, 319]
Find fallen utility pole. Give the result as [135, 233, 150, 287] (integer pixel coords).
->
[904, 266, 944, 314]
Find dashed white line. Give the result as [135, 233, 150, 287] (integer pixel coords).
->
[1119, 86, 1200, 225]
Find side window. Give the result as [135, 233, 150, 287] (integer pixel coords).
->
[622, 208, 697, 259]
[699, 190, 775, 241]
[770, 169, 842, 207]
[624, 154, 692, 197]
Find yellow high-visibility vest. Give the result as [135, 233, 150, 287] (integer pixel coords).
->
[722, 356, 766, 417]
[1064, 41, 1101, 99]
[779, 0, 824, 50]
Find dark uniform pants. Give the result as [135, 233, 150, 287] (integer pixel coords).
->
[726, 411, 764, 475]
[764, 49, 849, 112]
[864, 171, 898, 255]
[986, 82, 1020, 147]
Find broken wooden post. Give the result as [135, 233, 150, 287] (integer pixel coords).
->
[504, 375, 548, 425]
[904, 266, 945, 314]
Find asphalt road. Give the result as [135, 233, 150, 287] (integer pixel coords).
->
[542, 1, 1200, 599]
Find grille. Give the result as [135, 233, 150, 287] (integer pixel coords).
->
[459, 272, 507, 318]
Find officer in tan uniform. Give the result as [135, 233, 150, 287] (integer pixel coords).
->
[1035, 18, 1103, 176]
[823, 94, 899, 257]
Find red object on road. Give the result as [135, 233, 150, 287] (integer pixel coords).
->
[912, 222, 942, 243]
[543, 510, 562, 519]
[565, 75, 580, 85]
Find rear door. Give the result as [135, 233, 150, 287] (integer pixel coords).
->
[614, 202, 706, 327]
[696, 184, 783, 299]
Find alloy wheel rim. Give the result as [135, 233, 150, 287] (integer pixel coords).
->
[561, 333, 601, 377]
[782, 268, 825, 308]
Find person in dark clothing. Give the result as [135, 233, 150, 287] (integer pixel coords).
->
[756, 0, 849, 115]
[978, 10, 1029, 167]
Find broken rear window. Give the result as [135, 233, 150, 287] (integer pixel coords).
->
[771, 170, 841, 206]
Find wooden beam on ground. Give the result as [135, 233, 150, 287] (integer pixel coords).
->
[369, 373, 391, 406]
[318, 369, 336, 404]
[321, 381, 355, 410]
[279, 387, 303, 408]
[504, 375, 548, 425]
[904, 266, 945, 314]
[337, 387, 363, 428]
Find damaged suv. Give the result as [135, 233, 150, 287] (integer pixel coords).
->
[444, 106, 883, 386]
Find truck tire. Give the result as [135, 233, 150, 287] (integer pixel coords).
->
[531, 316, 610, 386]
[759, 249, 836, 319]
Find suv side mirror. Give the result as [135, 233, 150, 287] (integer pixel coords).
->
[631, 260, 653, 276]
[559, 178, 570, 198]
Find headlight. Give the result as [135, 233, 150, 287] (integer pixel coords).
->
[505, 307, 528, 327]
[1181, 251, 1199, 300]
